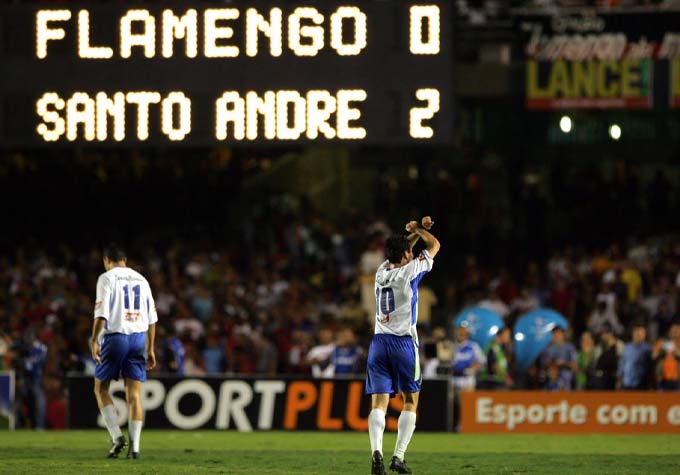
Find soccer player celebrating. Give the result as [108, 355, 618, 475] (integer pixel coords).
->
[365, 217, 440, 475]
[90, 244, 158, 460]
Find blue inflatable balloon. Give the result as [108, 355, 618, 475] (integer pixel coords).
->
[513, 308, 569, 372]
[453, 307, 504, 350]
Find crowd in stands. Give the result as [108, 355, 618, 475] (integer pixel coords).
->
[2, 213, 680, 429]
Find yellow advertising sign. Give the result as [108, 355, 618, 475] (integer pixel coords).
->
[527, 59, 653, 109]
[671, 58, 680, 107]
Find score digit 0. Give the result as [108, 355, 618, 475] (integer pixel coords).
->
[409, 88, 440, 139]
[409, 5, 440, 55]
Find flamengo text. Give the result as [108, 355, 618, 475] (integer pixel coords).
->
[35, 5, 441, 59]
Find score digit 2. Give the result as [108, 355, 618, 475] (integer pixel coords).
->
[409, 88, 440, 139]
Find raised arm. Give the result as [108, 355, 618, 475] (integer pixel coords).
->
[413, 226, 440, 258]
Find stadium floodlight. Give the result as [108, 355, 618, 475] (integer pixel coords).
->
[559, 115, 572, 133]
[609, 124, 621, 140]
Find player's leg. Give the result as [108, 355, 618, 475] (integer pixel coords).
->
[122, 332, 148, 459]
[389, 337, 421, 474]
[365, 335, 394, 475]
[94, 333, 128, 457]
[124, 378, 143, 459]
[390, 391, 418, 473]
[94, 378, 127, 457]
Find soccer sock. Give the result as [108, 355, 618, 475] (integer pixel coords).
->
[393, 410, 417, 461]
[129, 420, 142, 452]
[100, 405, 123, 441]
[368, 408, 386, 455]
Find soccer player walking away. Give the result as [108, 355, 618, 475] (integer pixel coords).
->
[90, 244, 158, 460]
[365, 217, 440, 475]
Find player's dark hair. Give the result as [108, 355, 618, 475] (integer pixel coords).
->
[103, 243, 126, 262]
[385, 235, 410, 264]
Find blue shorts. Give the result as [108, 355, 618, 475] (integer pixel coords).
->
[95, 332, 147, 382]
[365, 334, 421, 396]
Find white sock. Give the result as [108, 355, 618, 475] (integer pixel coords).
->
[129, 420, 142, 452]
[393, 411, 417, 461]
[368, 409, 386, 455]
[100, 405, 122, 441]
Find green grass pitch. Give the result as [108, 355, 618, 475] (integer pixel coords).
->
[0, 430, 678, 475]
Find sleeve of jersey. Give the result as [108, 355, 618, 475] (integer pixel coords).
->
[94, 275, 111, 321]
[146, 285, 159, 325]
[405, 249, 434, 284]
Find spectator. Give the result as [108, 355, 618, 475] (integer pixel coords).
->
[540, 327, 577, 390]
[202, 334, 225, 375]
[478, 285, 510, 320]
[163, 327, 186, 376]
[589, 291, 624, 336]
[592, 324, 621, 390]
[12, 329, 47, 429]
[416, 285, 438, 331]
[306, 328, 335, 378]
[358, 233, 384, 321]
[618, 322, 652, 390]
[576, 331, 596, 390]
[422, 327, 453, 378]
[653, 322, 680, 391]
[330, 328, 363, 375]
[478, 327, 512, 389]
[451, 324, 485, 391]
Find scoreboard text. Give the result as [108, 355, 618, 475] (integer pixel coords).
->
[0, 1, 453, 146]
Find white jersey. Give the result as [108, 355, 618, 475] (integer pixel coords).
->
[374, 250, 434, 344]
[94, 266, 158, 336]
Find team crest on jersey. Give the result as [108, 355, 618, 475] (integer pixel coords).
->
[378, 314, 390, 324]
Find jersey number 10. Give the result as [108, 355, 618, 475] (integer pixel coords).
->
[375, 287, 395, 315]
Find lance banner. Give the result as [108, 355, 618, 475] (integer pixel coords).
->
[67, 376, 450, 431]
[515, 10, 680, 109]
[671, 58, 680, 107]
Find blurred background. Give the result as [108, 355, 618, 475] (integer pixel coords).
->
[1, 0, 679, 432]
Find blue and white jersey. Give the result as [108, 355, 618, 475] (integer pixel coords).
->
[452, 339, 485, 377]
[374, 250, 434, 345]
[94, 266, 158, 337]
[332, 345, 363, 375]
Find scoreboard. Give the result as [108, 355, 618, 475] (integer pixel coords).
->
[0, 1, 453, 147]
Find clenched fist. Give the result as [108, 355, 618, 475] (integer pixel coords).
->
[421, 216, 434, 230]
[405, 221, 419, 232]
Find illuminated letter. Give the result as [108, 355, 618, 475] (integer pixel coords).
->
[66, 92, 96, 141]
[276, 91, 307, 140]
[204, 9, 240, 58]
[126, 91, 161, 140]
[36, 10, 72, 59]
[288, 7, 324, 57]
[96, 92, 126, 141]
[306, 90, 337, 139]
[162, 9, 198, 58]
[336, 89, 367, 139]
[161, 92, 192, 141]
[78, 10, 113, 59]
[215, 92, 245, 140]
[246, 8, 282, 57]
[330, 7, 367, 56]
[246, 91, 277, 140]
[36, 92, 66, 141]
[409, 5, 440, 55]
[120, 9, 156, 58]
[409, 88, 440, 139]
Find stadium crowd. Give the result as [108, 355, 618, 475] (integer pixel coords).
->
[2, 216, 680, 428]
